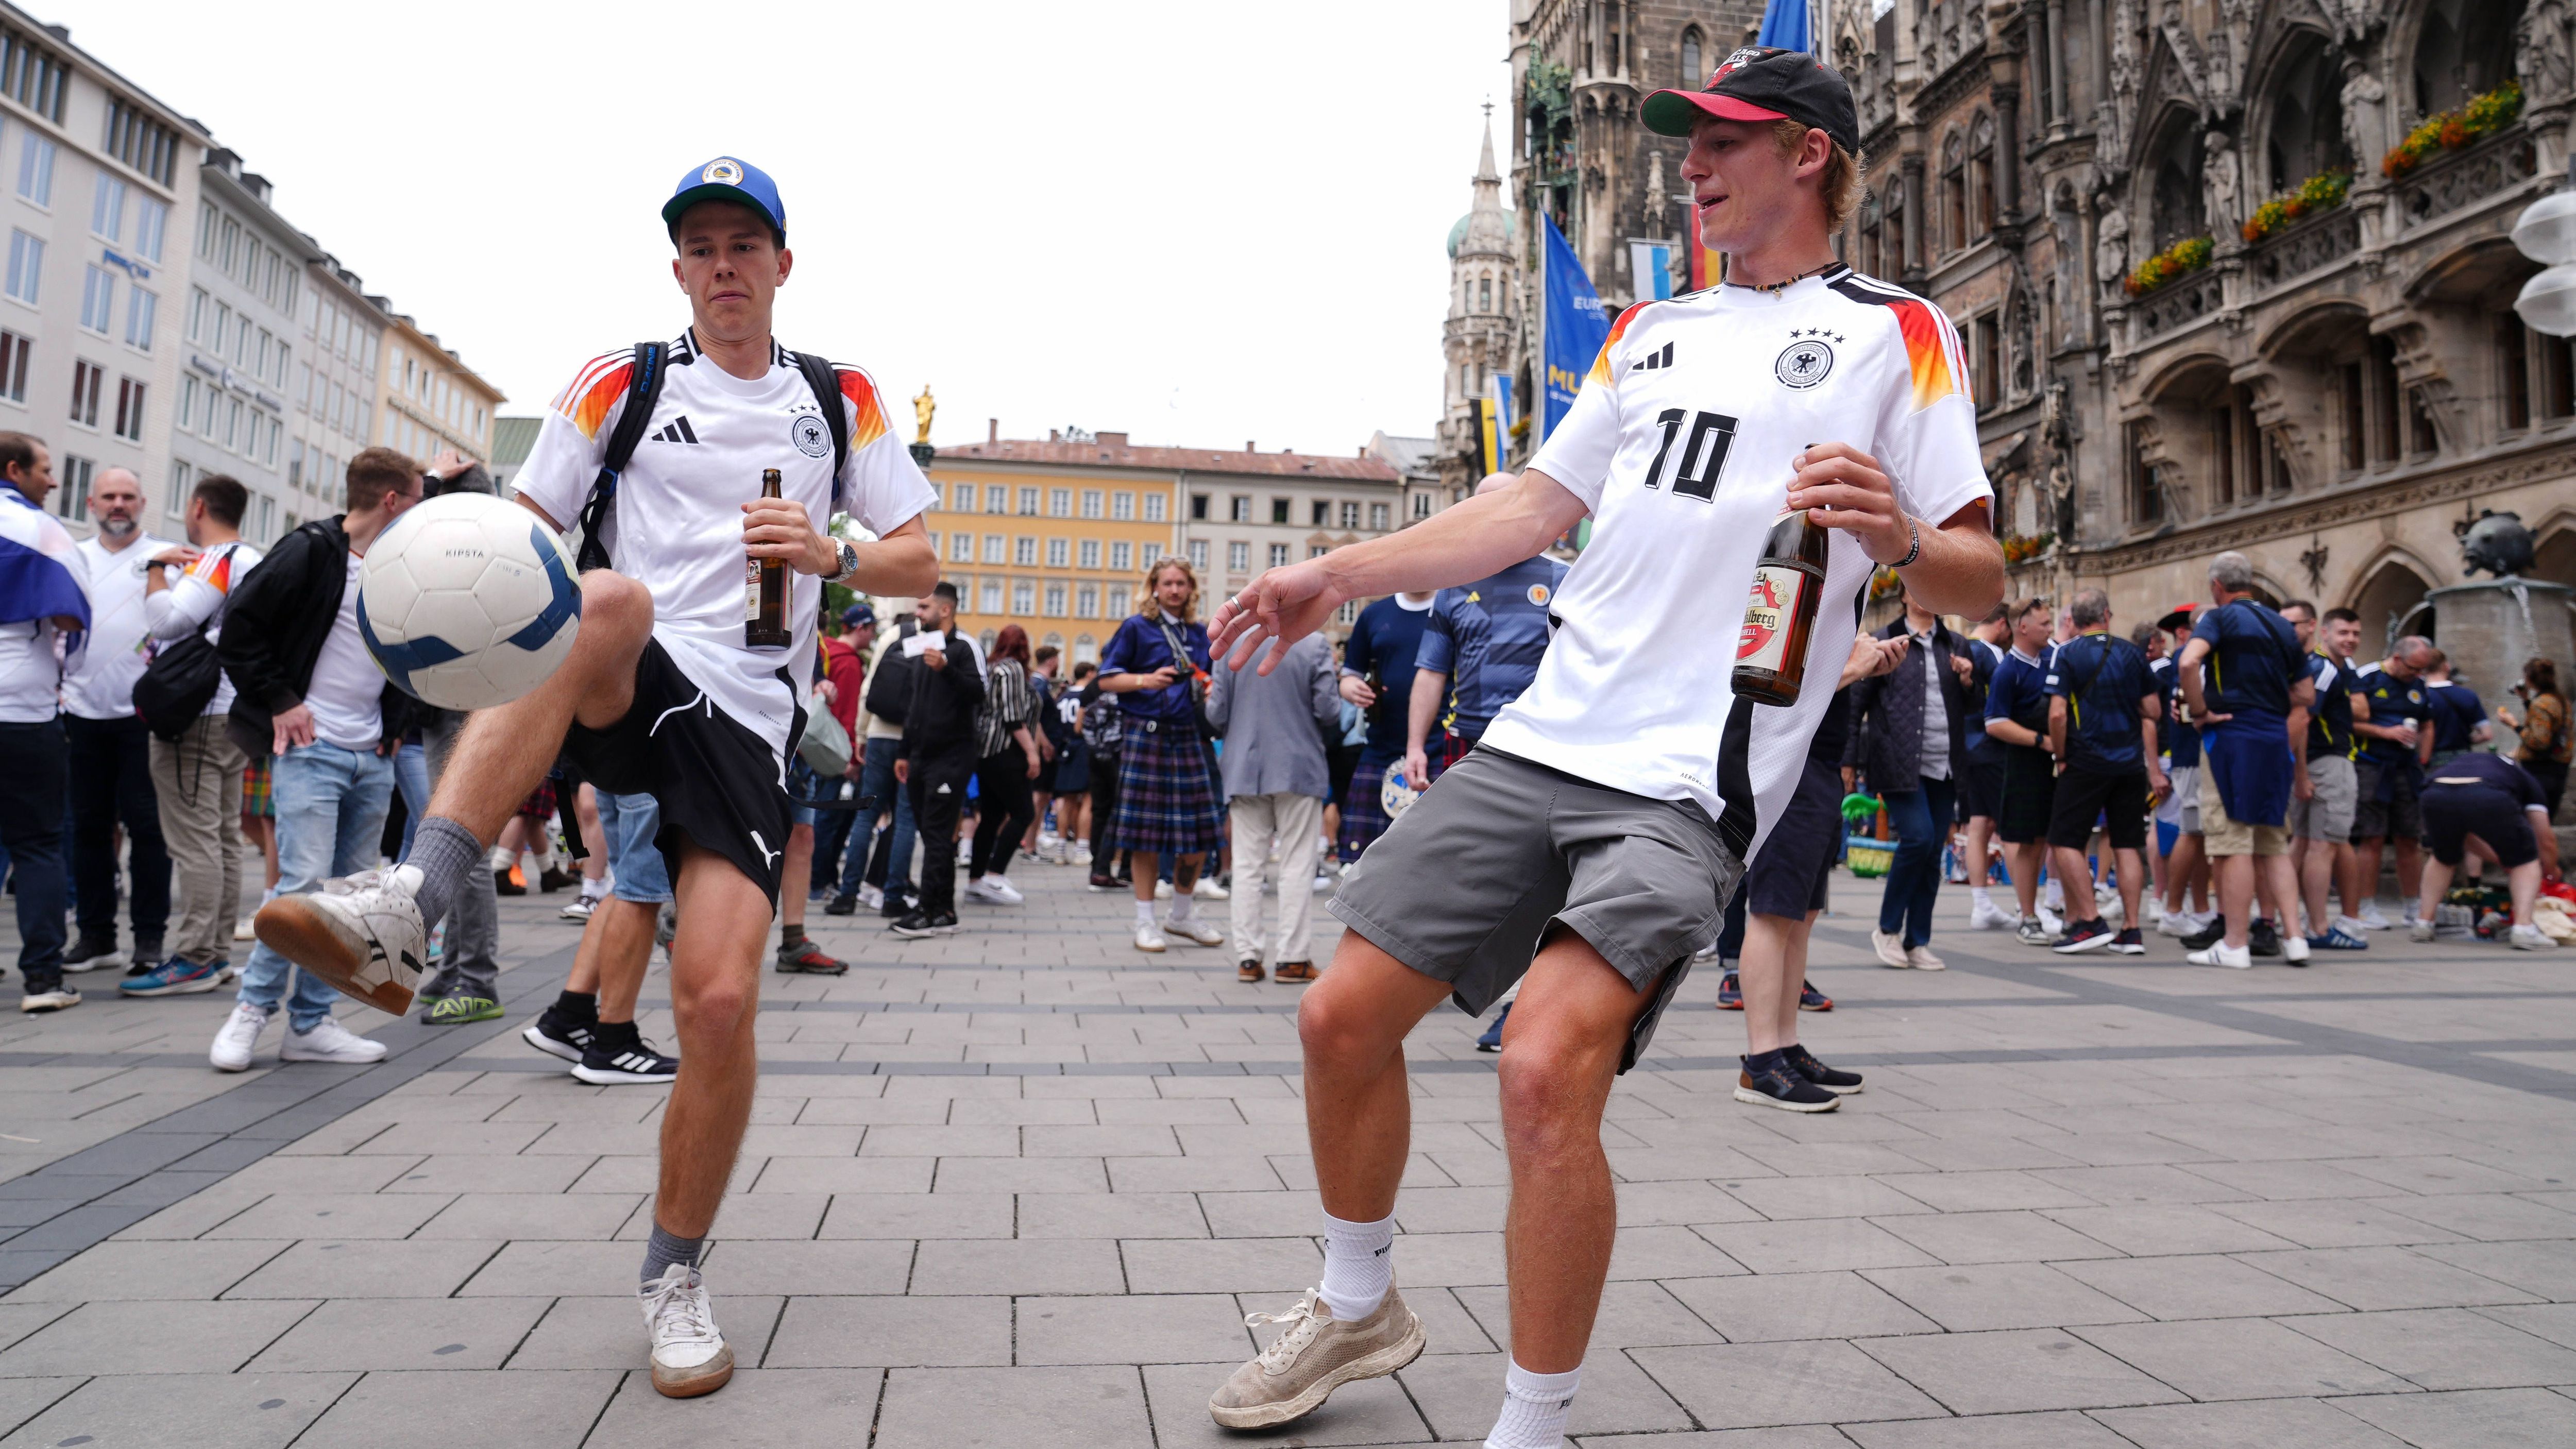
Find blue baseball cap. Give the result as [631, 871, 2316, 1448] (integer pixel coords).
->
[662, 156, 786, 243]
[841, 603, 876, 628]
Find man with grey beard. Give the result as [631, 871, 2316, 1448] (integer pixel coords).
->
[59, 468, 173, 976]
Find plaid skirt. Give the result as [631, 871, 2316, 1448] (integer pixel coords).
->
[1338, 749, 1395, 860]
[241, 757, 273, 819]
[1111, 720, 1223, 856]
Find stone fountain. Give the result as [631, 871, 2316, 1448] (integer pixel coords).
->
[2398, 513, 2576, 736]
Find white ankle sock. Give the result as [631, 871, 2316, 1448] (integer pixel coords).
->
[1134, 901, 1157, 929]
[1485, 1361, 1581, 1449]
[1316, 1212, 1394, 1321]
[1170, 895, 1196, 924]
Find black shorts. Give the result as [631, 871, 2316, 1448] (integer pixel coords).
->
[1998, 746, 2056, 843]
[2048, 766, 2149, 851]
[2422, 785, 2539, 868]
[1745, 754, 1839, 918]
[562, 638, 797, 907]
[1957, 746, 2006, 821]
[2353, 756, 2425, 842]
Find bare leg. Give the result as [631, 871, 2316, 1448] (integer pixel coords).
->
[781, 823, 812, 931]
[2113, 847, 2145, 925]
[1296, 933, 1453, 1221]
[574, 785, 606, 887]
[1173, 850, 1204, 894]
[2297, 836, 2335, 937]
[1497, 932, 1663, 1373]
[2510, 859, 2543, 927]
[2164, 832, 2205, 916]
[2416, 855, 2455, 925]
[2050, 846, 2095, 921]
[2008, 841, 2046, 918]
[1738, 911, 1816, 1055]
[654, 843, 771, 1238]
[2394, 838, 2425, 914]
[2216, 853, 2257, 949]
[1130, 851, 1160, 906]
[421, 572, 653, 843]
[569, 893, 657, 1025]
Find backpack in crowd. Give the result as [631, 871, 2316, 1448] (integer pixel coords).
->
[863, 618, 922, 725]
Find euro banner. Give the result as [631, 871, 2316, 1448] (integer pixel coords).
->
[1541, 214, 1611, 441]
[1470, 397, 1502, 478]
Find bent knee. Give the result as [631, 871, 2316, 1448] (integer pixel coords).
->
[1297, 982, 1398, 1069]
[672, 981, 753, 1039]
[580, 572, 655, 637]
[1495, 1049, 1618, 1143]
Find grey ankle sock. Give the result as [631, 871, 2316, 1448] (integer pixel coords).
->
[642, 1222, 705, 1285]
[408, 816, 485, 930]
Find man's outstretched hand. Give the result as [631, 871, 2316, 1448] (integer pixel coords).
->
[1209, 559, 1343, 676]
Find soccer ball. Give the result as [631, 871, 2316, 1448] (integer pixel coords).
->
[357, 493, 582, 710]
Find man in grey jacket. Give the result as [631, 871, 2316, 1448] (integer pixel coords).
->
[1207, 631, 1340, 982]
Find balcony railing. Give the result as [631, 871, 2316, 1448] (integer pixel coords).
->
[2399, 123, 2537, 230]
[2248, 206, 2362, 295]
[2132, 269, 2226, 343]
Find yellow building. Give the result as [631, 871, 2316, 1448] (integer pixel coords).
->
[375, 311, 501, 466]
[925, 429, 1179, 665]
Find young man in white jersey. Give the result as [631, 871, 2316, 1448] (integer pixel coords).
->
[1198, 50, 2003, 1448]
[248, 158, 938, 1399]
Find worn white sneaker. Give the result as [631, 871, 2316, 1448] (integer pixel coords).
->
[2512, 923, 2554, 951]
[1195, 877, 1230, 900]
[1870, 929, 1912, 969]
[282, 1016, 388, 1064]
[2187, 942, 2255, 969]
[1906, 944, 1947, 971]
[1165, 916, 1227, 947]
[210, 1001, 273, 1072]
[857, 883, 885, 911]
[2157, 908, 2199, 937]
[2036, 906, 2066, 935]
[2282, 933, 2311, 966]
[960, 878, 1000, 905]
[1969, 897, 2017, 931]
[2356, 900, 2392, 930]
[640, 1263, 732, 1398]
[1208, 1287, 1425, 1429]
[2409, 917, 2437, 943]
[980, 875, 1025, 905]
[250, 865, 428, 1016]
[1134, 923, 1169, 953]
[1154, 878, 1174, 900]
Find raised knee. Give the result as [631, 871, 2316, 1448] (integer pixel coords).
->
[673, 980, 752, 1041]
[1496, 1049, 1607, 1148]
[580, 571, 654, 638]
[1297, 984, 1389, 1070]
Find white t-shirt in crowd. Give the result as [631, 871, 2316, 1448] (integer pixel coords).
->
[514, 329, 934, 769]
[62, 533, 171, 720]
[143, 540, 263, 717]
[304, 551, 384, 752]
[1498, 263, 1990, 858]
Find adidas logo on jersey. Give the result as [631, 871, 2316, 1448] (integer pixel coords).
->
[652, 416, 701, 445]
[1630, 342, 1676, 372]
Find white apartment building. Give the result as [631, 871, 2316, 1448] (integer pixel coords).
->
[0, 10, 204, 533]
[285, 254, 382, 527]
[171, 150, 302, 544]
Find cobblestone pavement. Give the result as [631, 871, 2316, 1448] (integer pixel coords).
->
[0, 856, 2572, 1448]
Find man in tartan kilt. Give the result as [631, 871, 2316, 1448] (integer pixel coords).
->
[1097, 559, 1229, 953]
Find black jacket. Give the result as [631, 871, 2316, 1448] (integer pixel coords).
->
[1842, 617, 1976, 789]
[898, 628, 986, 761]
[218, 517, 416, 759]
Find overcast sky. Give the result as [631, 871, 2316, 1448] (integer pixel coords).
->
[50, 0, 1516, 457]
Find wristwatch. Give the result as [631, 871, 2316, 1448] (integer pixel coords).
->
[823, 537, 859, 583]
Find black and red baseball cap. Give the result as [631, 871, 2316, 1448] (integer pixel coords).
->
[1642, 45, 1861, 155]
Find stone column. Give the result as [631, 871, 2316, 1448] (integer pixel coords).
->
[1903, 152, 1929, 280]
[1995, 83, 2023, 221]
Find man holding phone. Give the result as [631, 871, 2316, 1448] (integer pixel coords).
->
[890, 581, 984, 940]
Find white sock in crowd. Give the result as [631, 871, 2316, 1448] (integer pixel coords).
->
[1170, 894, 1197, 924]
[1485, 1361, 1582, 1449]
[1134, 901, 1157, 929]
[1316, 1211, 1394, 1321]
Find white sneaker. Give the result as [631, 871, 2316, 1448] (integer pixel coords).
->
[282, 1016, 388, 1064]
[18, 985, 79, 1013]
[961, 878, 998, 905]
[1134, 923, 1168, 952]
[640, 1263, 732, 1399]
[1870, 929, 1912, 969]
[1969, 898, 2017, 931]
[1155, 879, 1174, 900]
[2036, 906, 2065, 935]
[233, 917, 255, 943]
[2282, 934, 2311, 965]
[2357, 901, 2392, 930]
[2156, 909, 2196, 937]
[1164, 915, 1226, 947]
[211, 1001, 273, 1072]
[1906, 944, 1946, 971]
[2333, 914, 2374, 939]
[1037, 830, 1061, 854]
[1073, 842, 1094, 864]
[2511, 923, 2554, 951]
[559, 896, 597, 922]
[857, 883, 885, 911]
[249, 865, 427, 1015]
[981, 875, 1025, 905]
[1196, 877, 1230, 900]
[1312, 873, 1334, 894]
[2187, 943, 2254, 969]
[2409, 918, 2437, 943]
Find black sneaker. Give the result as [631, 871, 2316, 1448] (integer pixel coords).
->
[538, 866, 575, 894]
[824, 893, 858, 917]
[60, 932, 119, 973]
[522, 1005, 594, 1064]
[1734, 1056, 1839, 1113]
[1716, 971, 1743, 1010]
[2248, 918, 2283, 958]
[2180, 915, 2228, 951]
[2108, 927, 2147, 956]
[2053, 918, 2116, 953]
[879, 893, 915, 919]
[571, 1025, 679, 1085]
[1782, 1043, 1863, 1094]
[494, 867, 526, 897]
[888, 910, 957, 939]
[1798, 981, 1835, 1011]
[1087, 874, 1121, 893]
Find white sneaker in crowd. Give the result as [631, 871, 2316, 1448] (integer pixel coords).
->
[2187, 942, 2254, 969]
[250, 865, 427, 1015]
[1870, 929, 1912, 969]
[970, 875, 1025, 905]
[1312, 872, 1334, 893]
[1073, 841, 1094, 864]
[2156, 909, 2198, 937]
[2357, 900, 2392, 930]
[2036, 906, 2065, 935]
[1134, 923, 1169, 952]
[2511, 923, 2554, 951]
[1195, 877, 1230, 900]
[2333, 914, 2374, 939]
[640, 1263, 732, 1398]
[233, 917, 256, 943]
[1906, 944, 1946, 971]
[1968, 897, 2017, 931]
[1164, 916, 1226, 947]
[1037, 830, 1061, 855]
[282, 1016, 389, 1064]
[1155, 879, 1174, 900]
[857, 883, 885, 911]
[210, 1001, 272, 1072]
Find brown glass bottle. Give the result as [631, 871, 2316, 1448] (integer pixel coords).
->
[745, 468, 792, 650]
[1731, 503, 1829, 707]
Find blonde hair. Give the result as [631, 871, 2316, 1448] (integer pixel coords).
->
[1771, 120, 1863, 233]
[1138, 555, 1200, 623]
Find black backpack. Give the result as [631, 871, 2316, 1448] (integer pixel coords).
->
[573, 339, 851, 574]
[862, 618, 921, 725]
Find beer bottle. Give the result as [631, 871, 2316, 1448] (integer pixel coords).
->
[745, 468, 792, 650]
[1732, 497, 1831, 707]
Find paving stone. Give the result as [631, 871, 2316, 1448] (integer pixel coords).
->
[2474, 1301, 2576, 1350]
[0, 1371, 348, 1449]
[0, 1298, 317, 1375]
[413, 1191, 641, 1240]
[706, 1238, 918, 1295]
[2038, 1202, 2303, 1256]
[1118, 1235, 1319, 1294]
[245, 1294, 552, 1370]
[1857, 1326, 2187, 1414]
[874, 1365, 1154, 1449]
[2327, 1385, 2576, 1449]
[2372, 1192, 2576, 1242]
[2088, 1395, 2416, 1448]
[1017, 1293, 1245, 1365]
[2414, 1238, 2576, 1300]
[1017, 1190, 1209, 1239]
[1720, 1174, 1936, 1220]
[1140, 1359, 1431, 1448]
[763, 1293, 1013, 1367]
[294, 1368, 619, 1449]
[223, 1238, 503, 1299]
[581, 1367, 886, 1449]
[1859, 1261, 2149, 1332]
[1405, 1348, 1695, 1437]
[4, 1238, 284, 1300]
[2053, 1252, 2348, 1320]
[2238, 1246, 2546, 1310]
[2211, 1196, 2470, 1249]
[2071, 1316, 2410, 1399]
[1870, 1208, 2126, 1264]
[1627, 1340, 1943, 1428]
[457, 1239, 646, 1296]
[1691, 1218, 1939, 1274]
[203, 1190, 455, 1240]
[1579, 1429, 1859, 1449]
[1865, 1169, 2096, 1213]
[1839, 1409, 2139, 1448]
[1655, 1269, 1931, 1343]
[2278, 1307, 2576, 1390]
[375, 1153, 589, 1194]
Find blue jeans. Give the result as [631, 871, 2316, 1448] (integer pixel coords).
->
[597, 790, 671, 904]
[838, 737, 914, 899]
[238, 741, 395, 1030]
[391, 740, 430, 862]
[1876, 774, 1957, 949]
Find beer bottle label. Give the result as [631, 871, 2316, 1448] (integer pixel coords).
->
[745, 559, 761, 622]
[1736, 565, 1806, 671]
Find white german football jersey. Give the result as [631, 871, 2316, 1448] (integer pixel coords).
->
[514, 329, 934, 765]
[1493, 264, 1989, 858]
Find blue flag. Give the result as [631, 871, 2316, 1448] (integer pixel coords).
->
[1757, 0, 1811, 52]
[1541, 215, 1611, 441]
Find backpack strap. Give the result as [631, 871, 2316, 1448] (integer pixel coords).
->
[574, 341, 667, 573]
[790, 349, 852, 479]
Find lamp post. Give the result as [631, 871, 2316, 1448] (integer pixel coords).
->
[2514, 163, 2576, 336]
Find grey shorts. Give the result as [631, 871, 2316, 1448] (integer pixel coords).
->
[1327, 747, 1743, 1072]
[2156, 763, 2201, 834]
[2290, 754, 2357, 842]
